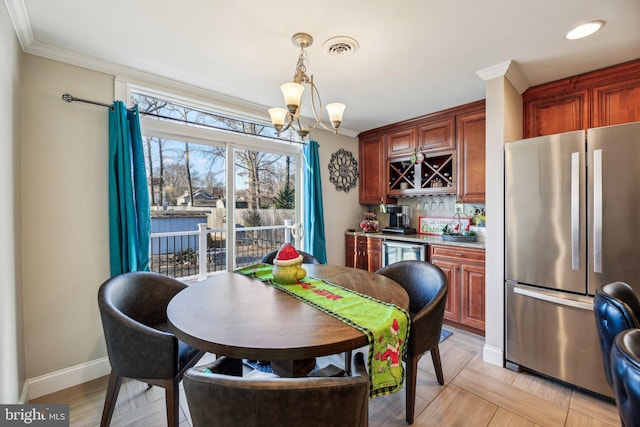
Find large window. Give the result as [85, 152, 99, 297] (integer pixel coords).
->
[129, 90, 302, 278]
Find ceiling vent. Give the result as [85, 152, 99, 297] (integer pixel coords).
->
[323, 36, 359, 57]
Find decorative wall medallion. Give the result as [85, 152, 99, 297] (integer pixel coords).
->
[328, 149, 358, 192]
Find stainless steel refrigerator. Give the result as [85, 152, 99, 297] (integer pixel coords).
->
[505, 121, 640, 399]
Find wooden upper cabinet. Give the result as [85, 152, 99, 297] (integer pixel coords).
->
[523, 59, 640, 138]
[358, 99, 485, 202]
[524, 91, 589, 138]
[592, 79, 640, 128]
[386, 127, 417, 157]
[456, 110, 486, 203]
[359, 134, 388, 205]
[417, 117, 455, 152]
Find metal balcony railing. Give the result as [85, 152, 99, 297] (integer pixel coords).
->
[149, 223, 294, 280]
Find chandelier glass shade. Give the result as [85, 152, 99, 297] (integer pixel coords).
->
[268, 33, 345, 138]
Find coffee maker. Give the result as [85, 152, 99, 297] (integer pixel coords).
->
[382, 205, 416, 234]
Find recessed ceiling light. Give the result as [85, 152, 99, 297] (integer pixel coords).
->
[566, 21, 604, 40]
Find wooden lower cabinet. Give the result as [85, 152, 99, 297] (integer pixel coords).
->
[345, 234, 356, 268]
[345, 234, 382, 273]
[367, 238, 383, 273]
[429, 244, 485, 334]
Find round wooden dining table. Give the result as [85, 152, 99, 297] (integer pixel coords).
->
[167, 264, 409, 377]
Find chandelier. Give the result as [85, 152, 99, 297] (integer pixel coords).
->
[268, 32, 346, 138]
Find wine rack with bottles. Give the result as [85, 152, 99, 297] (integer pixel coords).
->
[420, 151, 455, 191]
[387, 158, 415, 192]
[387, 150, 455, 196]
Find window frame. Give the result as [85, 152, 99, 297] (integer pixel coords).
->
[116, 79, 304, 273]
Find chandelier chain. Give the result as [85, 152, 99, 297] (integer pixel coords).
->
[269, 32, 347, 138]
[294, 47, 308, 83]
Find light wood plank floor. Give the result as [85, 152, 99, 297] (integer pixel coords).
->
[31, 326, 621, 426]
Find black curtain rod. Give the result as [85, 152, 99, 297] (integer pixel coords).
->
[61, 93, 306, 145]
[61, 93, 134, 111]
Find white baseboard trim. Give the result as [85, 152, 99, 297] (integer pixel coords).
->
[23, 357, 111, 401]
[19, 383, 29, 404]
[482, 343, 504, 367]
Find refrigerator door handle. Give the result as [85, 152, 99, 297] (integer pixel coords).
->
[593, 149, 603, 273]
[571, 152, 580, 270]
[513, 286, 594, 311]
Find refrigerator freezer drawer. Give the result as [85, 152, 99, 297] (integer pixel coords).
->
[505, 282, 612, 398]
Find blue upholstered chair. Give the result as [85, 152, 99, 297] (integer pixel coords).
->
[610, 328, 640, 427]
[593, 282, 640, 387]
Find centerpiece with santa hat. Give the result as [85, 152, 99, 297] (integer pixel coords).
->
[272, 243, 307, 284]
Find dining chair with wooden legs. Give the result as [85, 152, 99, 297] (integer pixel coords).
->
[375, 260, 449, 424]
[98, 272, 205, 427]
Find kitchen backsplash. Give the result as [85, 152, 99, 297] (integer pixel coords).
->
[364, 195, 486, 237]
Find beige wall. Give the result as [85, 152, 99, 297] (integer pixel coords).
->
[21, 55, 113, 378]
[309, 129, 362, 265]
[483, 75, 522, 364]
[17, 53, 361, 393]
[0, 1, 23, 403]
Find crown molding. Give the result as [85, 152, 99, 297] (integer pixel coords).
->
[24, 40, 272, 119]
[4, 0, 34, 48]
[476, 60, 529, 94]
[7, 0, 359, 140]
[22, 39, 359, 139]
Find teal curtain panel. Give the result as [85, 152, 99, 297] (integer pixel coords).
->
[108, 102, 150, 275]
[303, 140, 327, 264]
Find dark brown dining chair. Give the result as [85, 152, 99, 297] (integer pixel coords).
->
[184, 352, 369, 427]
[376, 260, 448, 424]
[97, 271, 205, 427]
[261, 248, 322, 264]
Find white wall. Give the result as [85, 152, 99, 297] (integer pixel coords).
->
[0, 1, 23, 404]
[309, 129, 361, 265]
[21, 55, 113, 380]
[483, 74, 523, 365]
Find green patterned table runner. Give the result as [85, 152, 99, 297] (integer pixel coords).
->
[235, 263, 410, 398]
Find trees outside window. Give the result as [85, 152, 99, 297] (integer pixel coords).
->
[131, 91, 301, 274]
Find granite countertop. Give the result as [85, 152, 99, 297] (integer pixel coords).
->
[345, 231, 486, 250]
